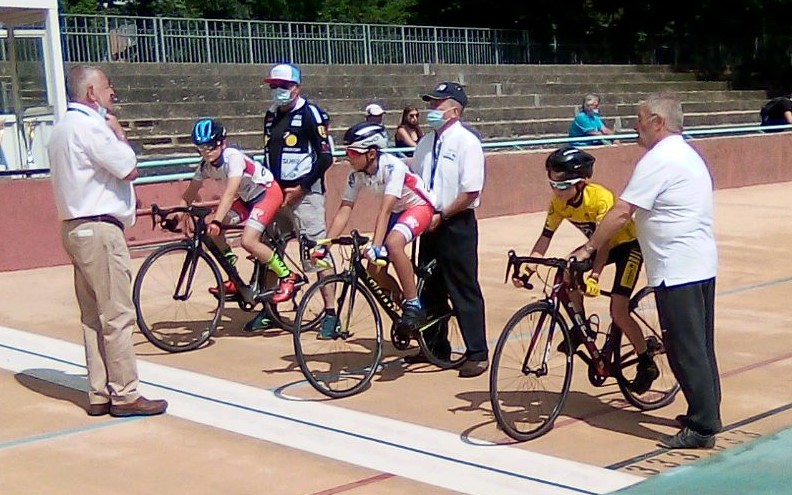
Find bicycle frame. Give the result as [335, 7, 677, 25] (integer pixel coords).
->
[506, 250, 617, 379]
[149, 203, 306, 307]
[328, 231, 442, 329]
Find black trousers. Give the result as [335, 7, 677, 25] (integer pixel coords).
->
[655, 277, 722, 435]
[418, 209, 488, 361]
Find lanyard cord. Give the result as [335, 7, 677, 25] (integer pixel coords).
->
[429, 132, 442, 190]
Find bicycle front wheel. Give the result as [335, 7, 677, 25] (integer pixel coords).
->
[416, 311, 467, 369]
[616, 286, 680, 410]
[293, 274, 383, 398]
[133, 243, 224, 352]
[489, 302, 573, 442]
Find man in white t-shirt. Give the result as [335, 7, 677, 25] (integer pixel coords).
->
[49, 66, 168, 417]
[408, 81, 488, 378]
[573, 93, 721, 449]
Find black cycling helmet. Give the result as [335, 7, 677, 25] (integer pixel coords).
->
[545, 146, 595, 179]
[191, 118, 226, 146]
[343, 122, 388, 150]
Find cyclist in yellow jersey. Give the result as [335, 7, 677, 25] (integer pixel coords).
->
[521, 146, 658, 393]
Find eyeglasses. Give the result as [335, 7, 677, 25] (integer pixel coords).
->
[269, 82, 295, 90]
[548, 178, 584, 191]
[196, 144, 219, 153]
[345, 147, 367, 157]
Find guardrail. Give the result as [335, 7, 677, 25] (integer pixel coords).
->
[60, 14, 529, 65]
[2, 123, 790, 182]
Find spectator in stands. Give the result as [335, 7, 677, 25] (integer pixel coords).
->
[407, 81, 489, 378]
[365, 103, 385, 124]
[395, 105, 424, 149]
[568, 93, 616, 146]
[760, 94, 792, 131]
[49, 65, 168, 417]
[245, 63, 334, 332]
[573, 93, 721, 449]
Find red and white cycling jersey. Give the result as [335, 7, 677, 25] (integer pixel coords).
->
[343, 153, 435, 212]
[193, 147, 274, 202]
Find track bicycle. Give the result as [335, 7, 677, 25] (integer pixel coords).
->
[132, 203, 332, 352]
[293, 230, 468, 398]
[489, 250, 680, 441]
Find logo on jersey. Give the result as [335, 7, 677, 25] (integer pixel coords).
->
[347, 173, 357, 188]
[318, 125, 327, 139]
[285, 133, 298, 147]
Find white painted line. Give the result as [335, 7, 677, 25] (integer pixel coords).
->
[0, 325, 641, 495]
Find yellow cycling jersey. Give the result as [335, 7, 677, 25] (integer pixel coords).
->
[543, 182, 637, 248]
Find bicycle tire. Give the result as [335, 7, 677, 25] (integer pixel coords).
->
[489, 301, 573, 442]
[416, 311, 467, 369]
[133, 242, 224, 352]
[615, 286, 680, 410]
[293, 274, 383, 398]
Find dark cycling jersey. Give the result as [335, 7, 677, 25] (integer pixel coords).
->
[263, 97, 332, 193]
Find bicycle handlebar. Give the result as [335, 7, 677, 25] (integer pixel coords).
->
[505, 250, 593, 290]
[149, 203, 246, 235]
[317, 230, 389, 266]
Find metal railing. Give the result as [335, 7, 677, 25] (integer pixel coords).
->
[2, 123, 790, 182]
[59, 14, 530, 65]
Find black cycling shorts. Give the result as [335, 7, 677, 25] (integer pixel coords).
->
[606, 239, 643, 297]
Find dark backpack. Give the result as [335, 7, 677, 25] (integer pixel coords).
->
[760, 97, 789, 123]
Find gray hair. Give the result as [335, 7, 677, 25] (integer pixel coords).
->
[642, 93, 684, 132]
[583, 93, 601, 107]
[66, 65, 105, 100]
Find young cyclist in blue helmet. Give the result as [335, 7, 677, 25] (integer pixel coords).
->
[181, 118, 299, 304]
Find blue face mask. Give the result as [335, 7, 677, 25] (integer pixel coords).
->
[97, 106, 108, 118]
[426, 109, 448, 129]
[272, 87, 293, 105]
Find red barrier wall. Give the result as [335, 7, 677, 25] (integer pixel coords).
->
[2, 133, 790, 272]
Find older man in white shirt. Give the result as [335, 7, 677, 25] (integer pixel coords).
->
[49, 65, 167, 417]
[574, 93, 721, 449]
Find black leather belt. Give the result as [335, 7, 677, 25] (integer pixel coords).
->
[70, 215, 125, 231]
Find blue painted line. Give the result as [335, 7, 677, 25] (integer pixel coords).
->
[0, 417, 140, 451]
[1, 341, 597, 495]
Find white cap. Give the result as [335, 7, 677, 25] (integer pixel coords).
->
[265, 64, 301, 84]
[365, 103, 385, 116]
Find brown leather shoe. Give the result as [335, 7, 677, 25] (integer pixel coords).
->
[110, 397, 168, 417]
[87, 402, 111, 416]
[458, 359, 489, 378]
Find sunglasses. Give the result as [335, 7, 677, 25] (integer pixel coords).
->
[548, 178, 584, 191]
[408, 113, 419, 118]
[269, 82, 295, 90]
[346, 147, 370, 158]
[196, 143, 220, 153]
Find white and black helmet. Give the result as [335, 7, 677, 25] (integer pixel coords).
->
[343, 122, 388, 150]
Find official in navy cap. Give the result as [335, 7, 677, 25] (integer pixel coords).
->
[407, 81, 489, 377]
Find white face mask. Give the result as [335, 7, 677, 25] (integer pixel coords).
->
[97, 106, 108, 118]
[272, 87, 294, 105]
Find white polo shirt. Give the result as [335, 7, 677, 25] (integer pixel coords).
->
[620, 134, 718, 287]
[49, 103, 138, 227]
[411, 120, 484, 212]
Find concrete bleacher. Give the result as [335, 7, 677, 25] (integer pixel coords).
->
[91, 63, 767, 158]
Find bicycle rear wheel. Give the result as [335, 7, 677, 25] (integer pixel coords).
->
[133, 243, 224, 352]
[489, 301, 573, 442]
[293, 274, 383, 398]
[616, 286, 680, 410]
[262, 251, 336, 332]
[416, 311, 467, 369]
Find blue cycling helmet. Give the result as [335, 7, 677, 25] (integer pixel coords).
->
[191, 118, 226, 146]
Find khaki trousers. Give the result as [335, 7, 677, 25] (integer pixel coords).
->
[61, 220, 140, 406]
